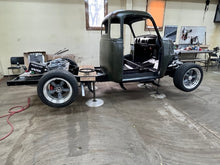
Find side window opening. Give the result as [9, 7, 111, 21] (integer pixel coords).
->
[110, 23, 121, 39]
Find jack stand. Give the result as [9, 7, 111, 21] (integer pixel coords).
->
[86, 82, 104, 107]
[150, 78, 166, 99]
[156, 78, 160, 94]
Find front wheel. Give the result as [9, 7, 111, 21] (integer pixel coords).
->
[173, 63, 203, 92]
[37, 70, 79, 108]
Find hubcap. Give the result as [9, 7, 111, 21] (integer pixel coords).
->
[43, 78, 72, 104]
[188, 75, 193, 81]
[183, 68, 201, 89]
[56, 87, 62, 93]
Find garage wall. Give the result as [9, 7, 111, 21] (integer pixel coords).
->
[164, 0, 220, 47]
[0, 0, 126, 75]
[0, 61, 3, 79]
[0, 0, 219, 75]
[132, 0, 220, 45]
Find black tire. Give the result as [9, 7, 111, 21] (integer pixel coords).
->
[37, 70, 78, 108]
[173, 63, 203, 92]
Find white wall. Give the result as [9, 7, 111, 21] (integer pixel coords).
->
[0, 0, 219, 75]
[0, 0, 125, 75]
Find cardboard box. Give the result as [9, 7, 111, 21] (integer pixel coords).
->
[24, 51, 47, 68]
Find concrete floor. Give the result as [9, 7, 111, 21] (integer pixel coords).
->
[0, 69, 220, 165]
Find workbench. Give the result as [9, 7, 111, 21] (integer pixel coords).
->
[177, 50, 213, 71]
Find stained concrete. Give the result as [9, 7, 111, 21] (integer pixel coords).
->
[0, 70, 220, 165]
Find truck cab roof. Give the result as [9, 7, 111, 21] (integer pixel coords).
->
[102, 10, 154, 25]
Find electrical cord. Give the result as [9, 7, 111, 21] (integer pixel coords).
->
[0, 97, 31, 141]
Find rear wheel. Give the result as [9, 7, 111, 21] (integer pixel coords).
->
[173, 63, 203, 92]
[37, 70, 78, 107]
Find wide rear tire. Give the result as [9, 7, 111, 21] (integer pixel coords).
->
[37, 70, 78, 108]
[173, 63, 203, 92]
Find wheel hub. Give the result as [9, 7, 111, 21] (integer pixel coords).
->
[183, 67, 201, 89]
[56, 87, 62, 93]
[43, 77, 73, 104]
[188, 75, 193, 81]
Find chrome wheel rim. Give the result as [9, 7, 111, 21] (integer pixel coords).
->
[183, 68, 201, 89]
[43, 78, 72, 104]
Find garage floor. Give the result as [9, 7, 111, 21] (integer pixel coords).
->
[1, 69, 220, 165]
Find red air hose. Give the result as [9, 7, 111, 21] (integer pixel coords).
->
[0, 98, 31, 141]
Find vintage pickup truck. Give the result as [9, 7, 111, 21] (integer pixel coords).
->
[8, 10, 203, 108]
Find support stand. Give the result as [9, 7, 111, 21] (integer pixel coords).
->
[85, 82, 104, 107]
[78, 66, 104, 108]
[156, 78, 160, 94]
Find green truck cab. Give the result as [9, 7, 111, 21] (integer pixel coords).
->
[99, 10, 203, 92]
[100, 10, 174, 83]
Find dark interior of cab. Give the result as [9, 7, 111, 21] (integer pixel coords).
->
[123, 34, 159, 73]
